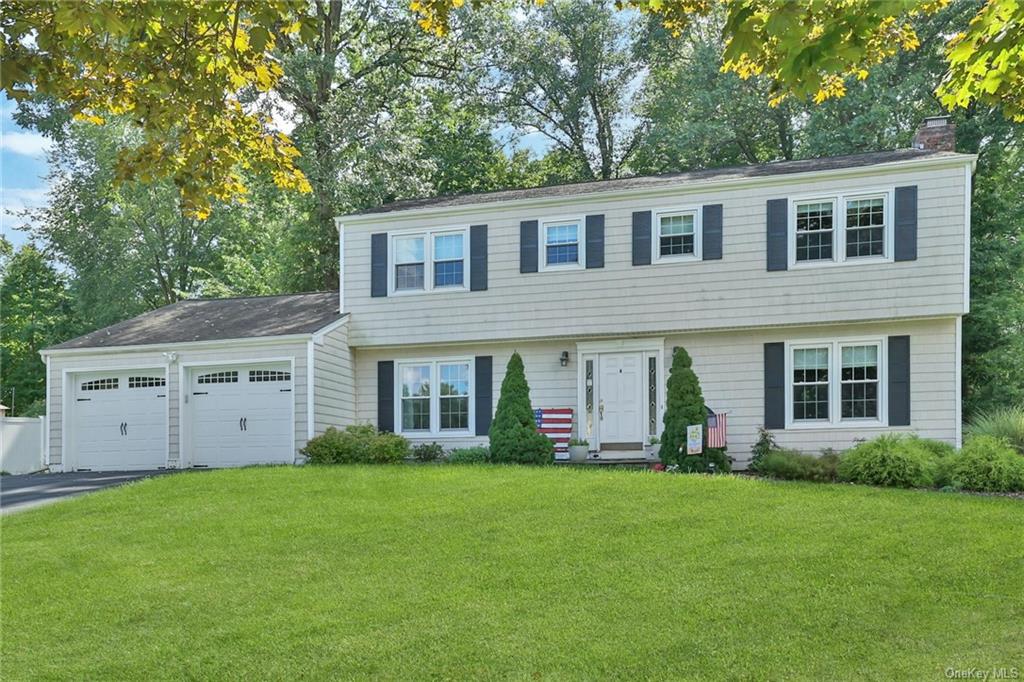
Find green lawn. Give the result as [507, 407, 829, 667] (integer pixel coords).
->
[3, 466, 1022, 679]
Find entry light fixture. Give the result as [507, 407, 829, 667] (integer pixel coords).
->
[560, 351, 569, 367]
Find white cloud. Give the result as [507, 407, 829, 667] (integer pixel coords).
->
[0, 131, 51, 158]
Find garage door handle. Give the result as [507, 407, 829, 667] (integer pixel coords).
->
[120, 422, 126, 436]
[77, 398, 92, 402]
[124, 422, 128, 436]
[239, 417, 243, 431]
[243, 417, 247, 431]
[193, 391, 208, 396]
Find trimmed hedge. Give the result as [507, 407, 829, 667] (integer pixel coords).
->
[412, 442, 445, 462]
[837, 434, 939, 488]
[946, 436, 1024, 492]
[447, 446, 490, 464]
[755, 449, 840, 482]
[302, 424, 409, 464]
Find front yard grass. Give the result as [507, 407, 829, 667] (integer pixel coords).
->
[2, 466, 1022, 679]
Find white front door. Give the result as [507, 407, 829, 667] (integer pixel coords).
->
[187, 363, 294, 468]
[69, 370, 167, 471]
[598, 353, 644, 448]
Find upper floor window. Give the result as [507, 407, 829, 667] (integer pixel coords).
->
[795, 201, 835, 263]
[788, 340, 884, 427]
[390, 228, 468, 294]
[656, 209, 700, 261]
[433, 233, 464, 287]
[394, 235, 425, 291]
[845, 196, 886, 258]
[790, 190, 893, 267]
[544, 221, 581, 268]
[397, 359, 473, 435]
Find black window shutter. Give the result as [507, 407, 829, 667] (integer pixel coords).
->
[703, 204, 723, 260]
[766, 199, 788, 271]
[371, 233, 388, 297]
[888, 336, 911, 426]
[894, 186, 918, 262]
[632, 211, 652, 266]
[764, 342, 785, 429]
[377, 361, 394, 432]
[585, 214, 605, 269]
[475, 356, 493, 436]
[520, 220, 538, 273]
[470, 224, 488, 291]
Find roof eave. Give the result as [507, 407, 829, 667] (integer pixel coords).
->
[335, 152, 977, 225]
[39, 330, 324, 357]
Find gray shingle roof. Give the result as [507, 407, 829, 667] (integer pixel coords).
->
[47, 292, 344, 351]
[348, 148, 963, 217]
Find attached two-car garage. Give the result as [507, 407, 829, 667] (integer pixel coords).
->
[43, 292, 351, 472]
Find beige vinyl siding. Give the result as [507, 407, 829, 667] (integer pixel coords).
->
[313, 323, 355, 433]
[355, 318, 957, 465]
[46, 341, 309, 468]
[342, 163, 969, 347]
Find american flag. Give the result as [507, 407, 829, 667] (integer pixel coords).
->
[706, 410, 728, 448]
[534, 408, 574, 460]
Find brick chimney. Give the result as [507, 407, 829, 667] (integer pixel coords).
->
[912, 116, 956, 151]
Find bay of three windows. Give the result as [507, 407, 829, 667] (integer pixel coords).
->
[794, 192, 890, 265]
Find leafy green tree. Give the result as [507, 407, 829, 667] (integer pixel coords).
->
[473, 0, 644, 181]
[489, 352, 554, 464]
[660, 346, 706, 467]
[634, 17, 798, 174]
[2, 0, 313, 217]
[0, 242, 76, 416]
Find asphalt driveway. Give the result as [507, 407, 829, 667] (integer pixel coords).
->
[1, 470, 174, 514]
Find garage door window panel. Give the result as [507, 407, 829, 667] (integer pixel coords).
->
[129, 376, 165, 389]
[82, 377, 118, 391]
[198, 371, 238, 384]
[249, 370, 291, 382]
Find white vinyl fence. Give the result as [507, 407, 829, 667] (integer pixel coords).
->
[1, 417, 46, 475]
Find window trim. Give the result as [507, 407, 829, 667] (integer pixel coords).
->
[787, 188, 895, 269]
[652, 205, 703, 263]
[388, 226, 470, 296]
[539, 216, 586, 272]
[394, 356, 475, 437]
[784, 338, 887, 429]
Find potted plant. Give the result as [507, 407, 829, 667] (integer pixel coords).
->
[568, 438, 589, 462]
[646, 436, 661, 460]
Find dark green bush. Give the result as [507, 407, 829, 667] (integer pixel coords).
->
[755, 449, 839, 482]
[447, 446, 490, 464]
[947, 436, 1024, 492]
[837, 434, 939, 488]
[678, 447, 731, 474]
[301, 424, 409, 464]
[488, 352, 554, 465]
[412, 442, 445, 462]
[965, 406, 1024, 454]
[749, 427, 778, 470]
[660, 347, 707, 467]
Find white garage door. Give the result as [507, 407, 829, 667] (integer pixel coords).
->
[188, 363, 294, 467]
[69, 370, 167, 471]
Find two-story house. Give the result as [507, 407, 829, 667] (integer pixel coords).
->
[40, 117, 973, 471]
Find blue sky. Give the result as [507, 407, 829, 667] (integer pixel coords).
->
[1, 94, 50, 249]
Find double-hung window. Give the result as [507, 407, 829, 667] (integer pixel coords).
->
[845, 196, 886, 258]
[543, 221, 581, 268]
[394, 236, 426, 291]
[791, 190, 892, 266]
[789, 340, 884, 426]
[658, 211, 698, 259]
[795, 201, 835, 263]
[391, 228, 467, 293]
[397, 359, 473, 435]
